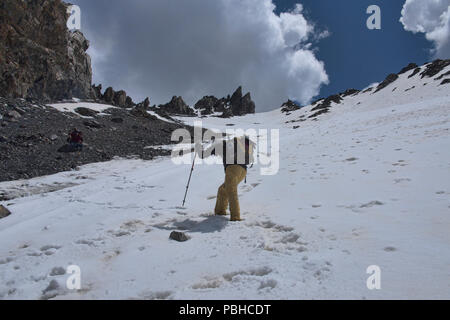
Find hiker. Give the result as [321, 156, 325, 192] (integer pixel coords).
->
[196, 135, 255, 222]
[67, 128, 83, 151]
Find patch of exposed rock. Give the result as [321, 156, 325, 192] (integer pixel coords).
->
[0, 97, 193, 182]
[194, 86, 256, 117]
[0, 0, 94, 101]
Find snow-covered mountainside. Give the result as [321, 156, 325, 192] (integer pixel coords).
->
[0, 61, 449, 299]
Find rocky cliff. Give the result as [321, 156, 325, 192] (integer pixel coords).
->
[0, 0, 94, 102]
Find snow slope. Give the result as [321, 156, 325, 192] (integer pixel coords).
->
[1, 63, 449, 299]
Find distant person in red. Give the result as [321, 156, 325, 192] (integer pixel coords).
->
[67, 128, 83, 151]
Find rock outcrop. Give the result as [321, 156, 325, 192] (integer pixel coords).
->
[194, 86, 256, 117]
[280, 100, 301, 113]
[157, 96, 195, 116]
[0, 0, 94, 101]
[398, 63, 418, 75]
[420, 59, 450, 79]
[194, 96, 220, 115]
[374, 74, 399, 93]
[93, 85, 135, 108]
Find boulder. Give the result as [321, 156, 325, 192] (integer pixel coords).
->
[0, 205, 11, 219]
[169, 231, 190, 242]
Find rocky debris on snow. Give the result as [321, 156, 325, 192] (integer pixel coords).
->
[374, 74, 399, 93]
[408, 68, 421, 79]
[435, 70, 450, 81]
[0, 205, 11, 219]
[0, 0, 94, 101]
[420, 59, 450, 79]
[0, 96, 194, 182]
[340, 88, 360, 97]
[194, 86, 256, 117]
[280, 100, 301, 113]
[308, 94, 343, 119]
[398, 63, 418, 75]
[169, 231, 191, 242]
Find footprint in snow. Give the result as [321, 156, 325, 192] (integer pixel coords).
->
[360, 201, 384, 208]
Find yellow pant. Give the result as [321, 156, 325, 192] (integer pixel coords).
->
[215, 165, 247, 221]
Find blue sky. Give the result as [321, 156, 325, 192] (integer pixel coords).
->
[274, 0, 433, 99]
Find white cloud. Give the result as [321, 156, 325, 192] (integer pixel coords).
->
[400, 0, 450, 58]
[74, 0, 329, 111]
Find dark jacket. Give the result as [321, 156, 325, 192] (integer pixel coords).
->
[68, 131, 83, 144]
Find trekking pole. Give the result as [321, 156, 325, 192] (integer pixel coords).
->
[182, 149, 197, 207]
